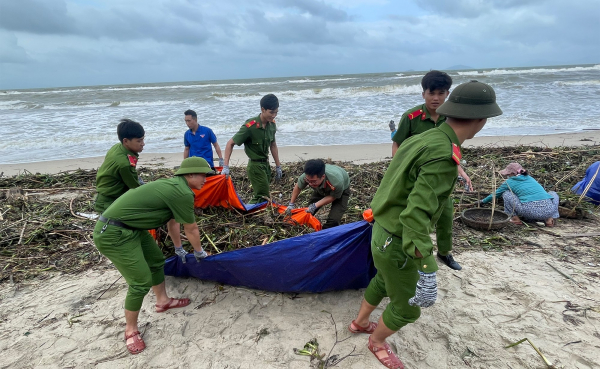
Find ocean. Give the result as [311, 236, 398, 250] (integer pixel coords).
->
[1, 64, 599, 164]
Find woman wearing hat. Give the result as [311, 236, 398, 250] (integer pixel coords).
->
[480, 162, 559, 226]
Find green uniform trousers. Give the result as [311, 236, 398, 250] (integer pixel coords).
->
[247, 160, 271, 204]
[364, 222, 421, 331]
[94, 193, 118, 214]
[308, 187, 351, 229]
[435, 197, 454, 256]
[93, 221, 165, 311]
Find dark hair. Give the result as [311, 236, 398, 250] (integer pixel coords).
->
[421, 70, 452, 92]
[184, 109, 197, 119]
[304, 159, 326, 177]
[260, 94, 279, 110]
[117, 119, 145, 142]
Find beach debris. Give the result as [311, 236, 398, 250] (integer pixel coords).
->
[1, 145, 599, 282]
[504, 338, 557, 369]
[545, 262, 583, 288]
[293, 312, 360, 368]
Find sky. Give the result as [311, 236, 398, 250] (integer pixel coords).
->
[0, 0, 598, 89]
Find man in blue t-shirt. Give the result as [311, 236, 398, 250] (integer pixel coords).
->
[183, 109, 224, 169]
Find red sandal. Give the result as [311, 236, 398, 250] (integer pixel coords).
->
[348, 320, 378, 334]
[124, 331, 146, 355]
[155, 297, 190, 313]
[367, 335, 404, 369]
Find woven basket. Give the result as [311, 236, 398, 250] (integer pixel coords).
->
[461, 208, 511, 230]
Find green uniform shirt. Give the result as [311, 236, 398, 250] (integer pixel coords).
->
[96, 143, 141, 198]
[297, 164, 350, 199]
[102, 176, 195, 229]
[231, 115, 277, 160]
[371, 123, 460, 273]
[392, 104, 446, 146]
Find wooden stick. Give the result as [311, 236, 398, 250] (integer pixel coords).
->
[17, 221, 27, 245]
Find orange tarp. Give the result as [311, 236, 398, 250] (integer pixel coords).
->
[191, 174, 322, 231]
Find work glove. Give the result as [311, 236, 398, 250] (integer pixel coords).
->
[218, 158, 224, 167]
[221, 165, 230, 177]
[306, 203, 318, 215]
[194, 250, 208, 262]
[284, 203, 295, 216]
[275, 166, 283, 180]
[409, 271, 437, 308]
[174, 246, 187, 263]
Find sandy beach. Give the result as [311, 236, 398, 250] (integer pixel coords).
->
[2, 131, 600, 177]
[1, 132, 599, 368]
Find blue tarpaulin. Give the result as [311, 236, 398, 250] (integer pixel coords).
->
[572, 161, 600, 204]
[164, 221, 376, 293]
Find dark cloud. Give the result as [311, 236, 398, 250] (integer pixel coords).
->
[0, 0, 209, 45]
[0, 0, 75, 34]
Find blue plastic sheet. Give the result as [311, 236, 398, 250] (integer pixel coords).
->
[572, 161, 600, 204]
[164, 221, 376, 293]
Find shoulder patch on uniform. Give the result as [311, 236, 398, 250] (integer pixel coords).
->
[325, 180, 335, 191]
[245, 120, 257, 128]
[451, 143, 461, 165]
[408, 109, 423, 120]
[127, 154, 138, 167]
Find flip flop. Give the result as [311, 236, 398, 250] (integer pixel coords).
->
[348, 320, 378, 334]
[124, 331, 145, 355]
[155, 297, 190, 313]
[367, 335, 404, 369]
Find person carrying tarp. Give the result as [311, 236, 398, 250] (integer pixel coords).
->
[285, 159, 350, 229]
[572, 161, 600, 205]
[221, 94, 282, 204]
[348, 81, 502, 369]
[95, 119, 145, 213]
[93, 157, 212, 355]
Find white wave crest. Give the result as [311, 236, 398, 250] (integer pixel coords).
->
[458, 64, 600, 76]
[213, 84, 422, 102]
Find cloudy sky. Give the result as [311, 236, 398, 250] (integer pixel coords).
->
[0, 0, 598, 89]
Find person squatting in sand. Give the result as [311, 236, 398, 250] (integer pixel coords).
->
[285, 159, 351, 229]
[479, 162, 560, 226]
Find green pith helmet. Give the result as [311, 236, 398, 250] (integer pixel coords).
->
[436, 80, 503, 119]
[175, 157, 213, 176]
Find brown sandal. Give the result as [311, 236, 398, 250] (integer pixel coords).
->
[155, 297, 190, 313]
[367, 335, 404, 369]
[124, 331, 146, 355]
[348, 320, 378, 334]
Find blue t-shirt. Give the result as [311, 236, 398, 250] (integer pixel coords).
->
[184, 125, 217, 165]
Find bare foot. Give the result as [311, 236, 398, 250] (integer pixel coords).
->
[510, 216, 523, 225]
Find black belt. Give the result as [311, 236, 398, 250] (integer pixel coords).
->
[250, 158, 268, 162]
[98, 215, 135, 230]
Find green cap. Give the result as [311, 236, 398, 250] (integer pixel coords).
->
[175, 157, 213, 176]
[436, 80, 502, 119]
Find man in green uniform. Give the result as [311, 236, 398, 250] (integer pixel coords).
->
[222, 94, 282, 204]
[392, 70, 470, 271]
[348, 81, 502, 369]
[93, 157, 212, 355]
[95, 119, 145, 213]
[285, 159, 350, 229]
